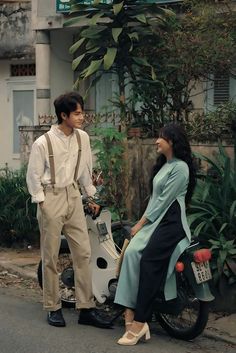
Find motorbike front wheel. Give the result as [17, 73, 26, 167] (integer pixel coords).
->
[37, 220, 132, 307]
[154, 273, 210, 340]
[37, 248, 75, 307]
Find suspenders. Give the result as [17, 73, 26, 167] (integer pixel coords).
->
[44, 133, 56, 186]
[44, 130, 82, 187]
[74, 130, 82, 183]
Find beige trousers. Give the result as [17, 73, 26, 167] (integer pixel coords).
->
[37, 183, 95, 311]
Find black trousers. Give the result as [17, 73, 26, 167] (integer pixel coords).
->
[134, 201, 186, 322]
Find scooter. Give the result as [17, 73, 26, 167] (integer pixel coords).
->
[37, 199, 131, 306]
[37, 198, 214, 341]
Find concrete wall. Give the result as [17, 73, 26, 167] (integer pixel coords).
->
[49, 29, 74, 109]
[0, 0, 35, 59]
[127, 138, 235, 219]
[32, 0, 64, 30]
[189, 80, 205, 112]
[0, 61, 13, 169]
[32, 0, 93, 30]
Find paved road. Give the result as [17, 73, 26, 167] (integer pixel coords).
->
[0, 287, 235, 353]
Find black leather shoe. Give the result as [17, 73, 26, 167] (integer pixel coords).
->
[78, 309, 113, 329]
[47, 309, 66, 327]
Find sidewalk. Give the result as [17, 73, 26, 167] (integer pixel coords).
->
[0, 247, 40, 280]
[0, 248, 235, 345]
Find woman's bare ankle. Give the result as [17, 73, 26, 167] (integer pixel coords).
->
[124, 308, 134, 322]
[124, 308, 134, 331]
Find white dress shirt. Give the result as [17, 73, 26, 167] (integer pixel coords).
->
[26, 125, 96, 203]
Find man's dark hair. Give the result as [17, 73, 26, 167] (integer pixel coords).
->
[54, 92, 84, 124]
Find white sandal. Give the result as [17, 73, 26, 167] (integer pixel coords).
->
[117, 323, 151, 346]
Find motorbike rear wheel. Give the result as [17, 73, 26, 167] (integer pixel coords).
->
[154, 273, 210, 340]
[37, 220, 132, 307]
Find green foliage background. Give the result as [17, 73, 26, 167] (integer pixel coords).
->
[188, 142, 236, 287]
[0, 166, 39, 247]
[92, 127, 127, 221]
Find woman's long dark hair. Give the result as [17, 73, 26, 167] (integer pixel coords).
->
[150, 123, 196, 205]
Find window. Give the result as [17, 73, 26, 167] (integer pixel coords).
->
[11, 64, 36, 77]
[7, 78, 36, 156]
[213, 73, 230, 106]
[205, 73, 236, 111]
[13, 90, 35, 154]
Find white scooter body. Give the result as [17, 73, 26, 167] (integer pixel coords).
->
[38, 204, 130, 306]
[86, 209, 119, 303]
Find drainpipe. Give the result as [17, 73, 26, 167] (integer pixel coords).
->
[35, 30, 51, 121]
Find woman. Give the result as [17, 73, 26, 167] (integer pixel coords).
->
[114, 123, 196, 345]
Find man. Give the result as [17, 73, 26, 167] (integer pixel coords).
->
[26, 92, 111, 328]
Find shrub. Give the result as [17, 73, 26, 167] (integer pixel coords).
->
[92, 127, 127, 221]
[188, 142, 236, 287]
[0, 165, 39, 247]
[185, 102, 236, 142]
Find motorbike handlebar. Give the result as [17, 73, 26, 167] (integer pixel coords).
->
[82, 197, 103, 219]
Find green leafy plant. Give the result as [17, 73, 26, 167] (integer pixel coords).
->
[65, 0, 174, 122]
[188, 142, 236, 286]
[92, 127, 127, 221]
[209, 236, 236, 286]
[0, 165, 39, 247]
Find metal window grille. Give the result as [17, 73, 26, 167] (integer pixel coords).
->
[10, 63, 36, 77]
[213, 73, 230, 106]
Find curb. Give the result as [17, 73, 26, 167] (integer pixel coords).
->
[203, 330, 236, 346]
[0, 262, 37, 281]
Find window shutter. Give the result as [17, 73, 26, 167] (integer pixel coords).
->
[213, 73, 230, 105]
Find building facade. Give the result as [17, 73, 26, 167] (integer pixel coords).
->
[0, 0, 35, 169]
[1, 0, 236, 169]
